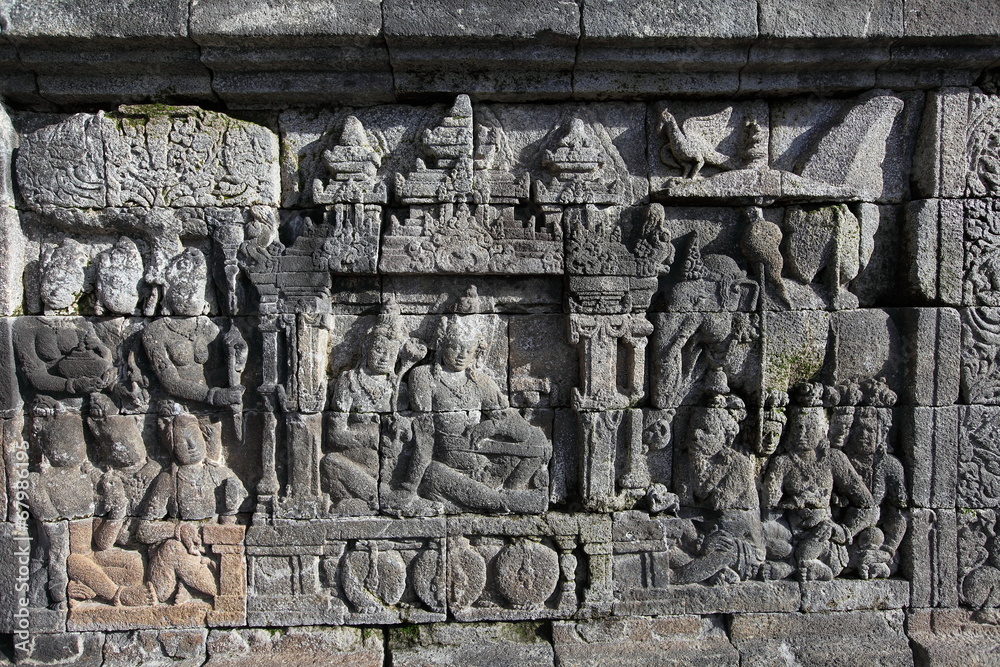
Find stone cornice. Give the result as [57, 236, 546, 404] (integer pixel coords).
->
[0, 0, 997, 108]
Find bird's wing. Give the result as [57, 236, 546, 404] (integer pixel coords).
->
[681, 108, 734, 150]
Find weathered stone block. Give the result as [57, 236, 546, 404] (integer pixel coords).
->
[385, 0, 579, 40]
[906, 0, 1000, 37]
[908, 609, 1000, 665]
[901, 407, 959, 509]
[615, 578, 802, 616]
[759, 0, 903, 38]
[191, 0, 382, 40]
[762, 310, 830, 394]
[729, 611, 911, 666]
[509, 315, 578, 408]
[581, 0, 757, 40]
[7, 0, 189, 39]
[552, 615, 739, 666]
[912, 89, 970, 199]
[904, 199, 964, 304]
[387, 622, 554, 667]
[103, 629, 207, 667]
[800, 579, 910, 612]
[383, 0, 579, 100]
[908, 508, 958, 608]
[901, 308, 961, 406]
[15, 632, 104, 667]
[206, 627, 383, 667]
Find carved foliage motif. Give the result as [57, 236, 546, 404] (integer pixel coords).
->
[959, 407, 1000, 507]
[968, 93, 1000, 198]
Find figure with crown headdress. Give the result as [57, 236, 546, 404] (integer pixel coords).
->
[840, 378, 908, 579]
[321, 298, 427, 515]
[142, 248, 245, 465]
[394, 287, 552, 515]
[761, 383, 878, 581]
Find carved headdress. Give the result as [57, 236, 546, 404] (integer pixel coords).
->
[39, 238, 88, 312]
[162, 248, 208, 316]
[94, 236, 144, 315]
[434, 286, 489, 360]
[369, 295, 406, 343]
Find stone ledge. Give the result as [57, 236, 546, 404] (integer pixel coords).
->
[0, 2, 997, 106]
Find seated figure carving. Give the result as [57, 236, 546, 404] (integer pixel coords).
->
[321, 298, 427, 515]
[842, 380, 907, 579]
[397, 300, 551, 515]
[138, 404, 247, 604]
[67, 394, 159, 607]
[672, 373, 793, 585]
[762, 385, 877, 581]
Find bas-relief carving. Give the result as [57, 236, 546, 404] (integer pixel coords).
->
[2, 89, 941, 632]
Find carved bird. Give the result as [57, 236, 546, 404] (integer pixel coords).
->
[659, 107, 737, 179]
[740, 206, 789, 308]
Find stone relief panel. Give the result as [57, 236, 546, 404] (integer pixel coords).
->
[0, 87, 979, 636]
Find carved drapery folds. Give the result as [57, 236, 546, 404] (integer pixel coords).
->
[1, 86, 982, 633]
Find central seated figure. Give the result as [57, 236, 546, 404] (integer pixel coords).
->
[401, 309, 551, 515]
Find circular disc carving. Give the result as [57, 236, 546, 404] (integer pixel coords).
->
[447, 540, 487, 610]
[494, 540, 559, 608]
[411, 548, 447, 613]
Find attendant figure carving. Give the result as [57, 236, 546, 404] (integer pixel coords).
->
[842, 381, 907, 579]
[143, 248, 243, 460]
[321, 298, 426, 514]
[672, 373, 793, 585]
[93, 237, 150, 413]
[66, 394, 158, 606]
[26, 397, 96, 609]
[138, 405, 247, 603]
[15, 241, 114, 406]
[762, 385, 877, 581]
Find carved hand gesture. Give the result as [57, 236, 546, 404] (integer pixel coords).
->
[178, 522, 202, 556]
[830, 522, 851, 545]
[98, 472, 127, 520]
[209, 386, 245, 407]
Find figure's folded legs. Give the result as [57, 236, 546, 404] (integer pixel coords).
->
[149, 538, 217, 602]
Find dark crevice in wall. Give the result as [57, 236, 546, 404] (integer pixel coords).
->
[571, 0, 583, 99]
[381, 0, 400, 104]
[188, 0, 224, 110]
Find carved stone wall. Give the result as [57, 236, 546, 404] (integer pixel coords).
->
[2, 2, 1000, 665]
